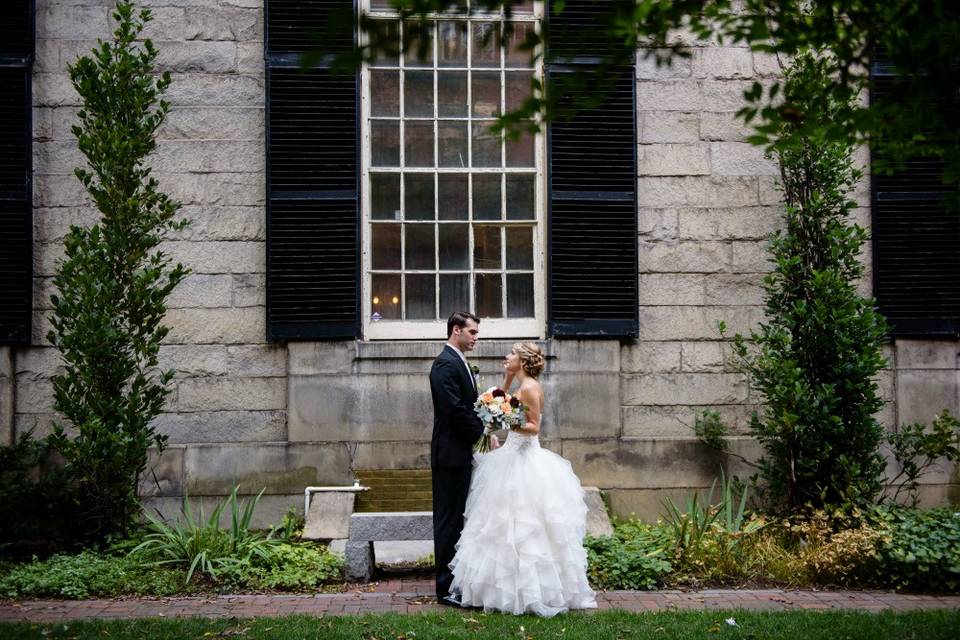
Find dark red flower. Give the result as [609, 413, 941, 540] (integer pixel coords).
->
[492, 388, 506, 398]
[509, 396, 520, 407]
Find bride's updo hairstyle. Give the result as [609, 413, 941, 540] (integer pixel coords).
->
[513, 342, 545, 378]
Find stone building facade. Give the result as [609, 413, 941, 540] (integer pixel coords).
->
[0, 0, 957, 524]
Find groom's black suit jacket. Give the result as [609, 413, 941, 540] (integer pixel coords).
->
[429, 346, 485, 468]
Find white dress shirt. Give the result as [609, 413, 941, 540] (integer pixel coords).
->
[445, 343, 476, 391]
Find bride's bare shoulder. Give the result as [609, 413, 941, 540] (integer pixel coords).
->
[519, 378, 543, 400]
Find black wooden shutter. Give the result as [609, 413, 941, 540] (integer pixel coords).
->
[870, 56, 960, 337]
[265, 0, 359, 340]
[546, 0, 638, 338]
[0, 0, 34, 345]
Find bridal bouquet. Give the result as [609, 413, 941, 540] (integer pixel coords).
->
[473, 387, 524, 453]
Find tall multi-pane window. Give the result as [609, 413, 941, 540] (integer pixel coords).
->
[361, 1, 543, 339]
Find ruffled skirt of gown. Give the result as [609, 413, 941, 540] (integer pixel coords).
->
[448, 431, 598, 617]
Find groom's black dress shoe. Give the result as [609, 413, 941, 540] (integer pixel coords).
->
[437, 594, 462, 607]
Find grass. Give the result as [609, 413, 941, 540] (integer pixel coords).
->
[1, 610, 958, 640]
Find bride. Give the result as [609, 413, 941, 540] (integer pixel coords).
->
[448, 342, 598, 617]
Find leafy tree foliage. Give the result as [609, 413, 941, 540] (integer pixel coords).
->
[46, 0, 188, 543]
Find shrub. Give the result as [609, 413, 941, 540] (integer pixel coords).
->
[131, 487, 281, 583]
[46, 0, 188, 544]
[584, 520, 672, 590]
[777, 510, 885, 587]
[223, 543, 344, 591]
[886, 410, 960, 507]
[874, 507, 960, 592]
[0, 551, 184, 599]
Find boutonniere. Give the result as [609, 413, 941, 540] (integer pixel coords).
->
[469, 363, 481, 387]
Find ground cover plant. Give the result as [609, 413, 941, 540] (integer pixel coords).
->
[2, 610, 960, 640]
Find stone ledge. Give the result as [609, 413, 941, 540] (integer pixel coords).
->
[348, 511, 434, 542]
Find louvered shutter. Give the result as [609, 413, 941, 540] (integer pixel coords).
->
[265, 0, 359, 340]
[0, 0, 34, 345]
[870, 57, 960, 337]
[546, 0, 638, 338]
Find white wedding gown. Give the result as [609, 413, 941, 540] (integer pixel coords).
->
[448, 428, 598, 617]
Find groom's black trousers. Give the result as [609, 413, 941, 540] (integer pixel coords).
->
[432, 465, 472, 598]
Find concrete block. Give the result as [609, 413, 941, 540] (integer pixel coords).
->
[167, 274, 234, 308]
[561, 437, 762, 490]
[693, 48, 754, 79]
[639, 273, 705, 305]
[758, 176, 784, 205]
[731, 241, 773, 273]
[638, 306, 765, 341]
[639, 240, 732, 273]
[184, 442, 352, 495]
[710, 142, 778, 176]
[638, 176, 759, 208]
[304, 491, 356, 540]
[606, 487, 711, 521]
[349, 512, 434, 542]
[33, 73, 81, 108]
[156, 41, 238, 74]
[636, 80, 702, 111]
[37, 5, 110, 39]
[139, 446, 186, 498]
[14, 413, 60, 441]
[288, 341, 357, 375]
[703, 273, 765, 306]
[700, 111, 755, 142]
[34, 140, 85, 175]
[142, 493, 303, 531]
[184, 6, 262, 41]
[636, 50, 692, 80]
[33, 208, 98, 244]
[0, 348, 12, 446]
[223, 344, 286, 377]
[551, 340, 619, 372]
[154, 140, 264, 174]
[895, 369, 959, 426]
[165, 73, 264, 107]
[177, 376, 285, 411]
[345, 541, 375, 582]
[753, 51, 786, 77]
[14, 380, 54, 414]
[154, 410, 287, 444]
[236, 42, 265, 74]
[542, 373, 621, 439]
[231, 273, 265, 307]
[351, 441, 432, 470]
[621, 341, 682, 373]
[639, 144, 710, 176]
[170, 206, 265, 241]
[622, 404, 758, 438]
[158, 344, 230, 376]
[583, 487, 614, 537]
[159, 107, 264, 141]
[637, 208, 679, 240]
[701, 80, 768, 112]
[162, 241, 264, 275]
[677, 206, 782, 240]
[163, 307, 266, 344]
[639, 112, 699, 144]
[623, 373, 748, 405]
[894, 339, 960, 370]
[680, 341, 729, 373]
[14, 347, 62, 380]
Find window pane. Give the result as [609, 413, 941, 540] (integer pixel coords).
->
[404, 21, 433, 67]
[371, 70, 400, 116]
[505, 72, 531, 112]
[404, 70, 434, 117]
[476, 273, 503, 318]
[505, 225, 533, 269]
[438, 71, 467, 117]
[474, 225, 501, 268]
[438, 174, 468, 220]
[438, 21, 467, 67]
[505, 127, 534, 167]
[472, 22, 500, 68]
[512, 1, 534, 15]
[404, 173, 434, 220]
[371, 224, 401, 269]
[471, 71, 500, 117]
[439, 223, 469, 270]
[371, 121, 400, 166]
[371, 274, 401, 320]
[505, 174, 534, 220]
[404, 121, 434, 167]
[405, 224, 436, 270]
[370, 20, 399, 67]
[472, 122, 501, 167]
[405, 273, 436, 319]
[371, 173, 401, 220]
[438, 120, 468, 168]
[472, 174, 501, 220]
[507, 273, 534, 318]
[505, 22, 535, 68]
[439, 274, 469, 319]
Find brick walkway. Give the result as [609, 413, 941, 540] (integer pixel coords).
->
[2, 578, 959, 622]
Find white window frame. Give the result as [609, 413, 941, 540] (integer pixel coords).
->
[360, 0, 546, 340]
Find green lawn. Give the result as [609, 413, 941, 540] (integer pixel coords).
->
[1, 610, 958, 640]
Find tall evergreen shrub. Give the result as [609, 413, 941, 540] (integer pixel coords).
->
[47, 0, 188, 542]
[724, 51, 889, 511]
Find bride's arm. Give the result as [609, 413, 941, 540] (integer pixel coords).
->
[512, 385, 541, 436]
[501, 362, 515, 391]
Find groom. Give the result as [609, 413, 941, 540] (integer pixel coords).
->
[430, 311, 485, 604]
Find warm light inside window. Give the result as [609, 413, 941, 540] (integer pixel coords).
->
[373, 296, 380, 304]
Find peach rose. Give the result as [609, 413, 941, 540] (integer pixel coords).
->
[500, 402, 512, 414]
[481, 392, 494, 404]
